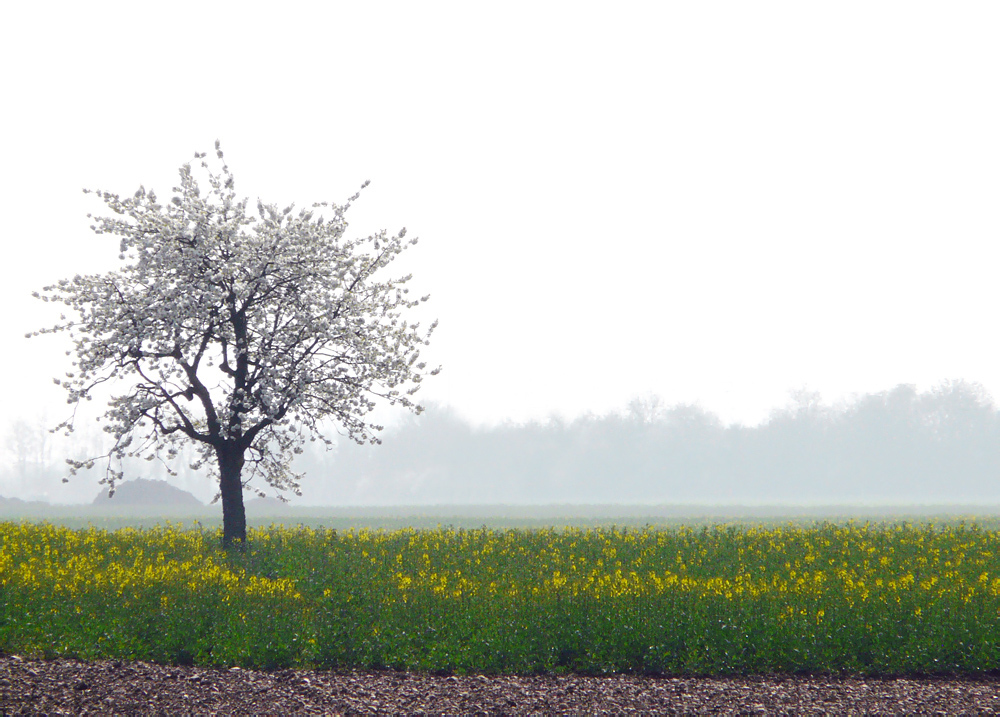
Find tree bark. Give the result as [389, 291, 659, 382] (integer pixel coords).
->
[217, 444, 247, 549]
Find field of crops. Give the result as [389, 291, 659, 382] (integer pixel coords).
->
[3, 520, 1000, 675]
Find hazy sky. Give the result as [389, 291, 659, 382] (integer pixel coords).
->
[2, 1, 999, 434]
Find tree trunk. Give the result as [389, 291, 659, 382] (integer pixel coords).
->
[217, 444, 247, 549]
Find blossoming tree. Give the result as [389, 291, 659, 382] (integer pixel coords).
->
[34, 143, 438, 546]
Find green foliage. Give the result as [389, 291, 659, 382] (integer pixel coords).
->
[4, 520, 1000, 674]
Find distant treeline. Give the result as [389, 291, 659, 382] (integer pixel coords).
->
[296, 381, 1000, 505]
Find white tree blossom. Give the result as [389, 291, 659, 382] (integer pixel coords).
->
[33, 142, 439, 546]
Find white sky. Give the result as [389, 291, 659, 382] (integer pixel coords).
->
[2, 1, 999, 436]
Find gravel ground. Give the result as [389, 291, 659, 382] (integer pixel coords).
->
[3, 655, 1000, 714]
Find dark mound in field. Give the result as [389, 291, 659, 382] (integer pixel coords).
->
[92, 478, 203, 507]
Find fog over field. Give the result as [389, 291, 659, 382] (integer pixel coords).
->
[4, 381, 999, 509]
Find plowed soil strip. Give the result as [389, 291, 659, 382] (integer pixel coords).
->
[3, 656, 1000, 714]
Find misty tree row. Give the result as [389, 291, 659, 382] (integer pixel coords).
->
[295, 381, 1000, 505]
[4, 381, 998, 506]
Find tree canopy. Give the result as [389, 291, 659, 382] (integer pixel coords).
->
[34, 143, 438, 545]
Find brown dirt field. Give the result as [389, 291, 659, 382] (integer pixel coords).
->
[3, 655, 1000, 714]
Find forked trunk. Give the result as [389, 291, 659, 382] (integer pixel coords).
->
[217, 444, 247, 549]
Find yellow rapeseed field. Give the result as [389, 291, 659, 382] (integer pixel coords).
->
[2, 520, 999, 673]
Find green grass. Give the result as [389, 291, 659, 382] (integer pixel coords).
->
[3, 520, 1000, 674]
